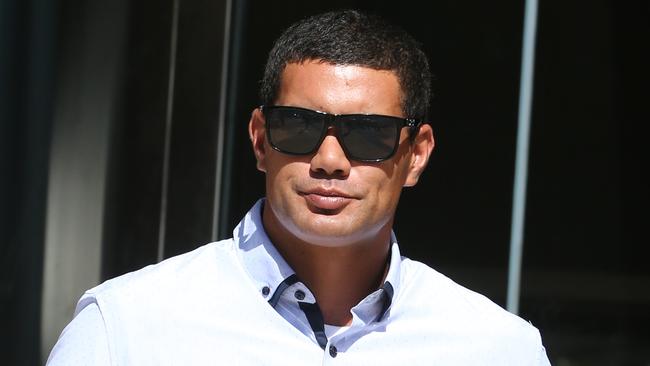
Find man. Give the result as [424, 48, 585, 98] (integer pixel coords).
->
[48, 10, 550, 365]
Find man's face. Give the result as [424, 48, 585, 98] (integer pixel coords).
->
[249, 60, 433, 248]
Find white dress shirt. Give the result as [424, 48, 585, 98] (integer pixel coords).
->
[47, 199, 551, 365]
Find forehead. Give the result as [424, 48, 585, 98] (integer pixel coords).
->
[275, 60, 403, 117]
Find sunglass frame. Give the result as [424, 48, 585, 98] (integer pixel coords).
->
[261, 105, 421, 162]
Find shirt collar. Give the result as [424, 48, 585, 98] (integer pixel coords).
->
[349, 232, 401, 324]
[234, 199, 295, 301]
[234, 198, 401, 321]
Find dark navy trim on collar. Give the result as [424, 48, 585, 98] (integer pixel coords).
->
[267, 274, 299, 308]
[298, 302, 328, 349]
[380, 281, 394, 320]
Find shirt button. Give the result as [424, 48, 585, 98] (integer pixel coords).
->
[262, 286, 270, 296]
[329, 345, 337, 358]
[294, 290, 305, 300]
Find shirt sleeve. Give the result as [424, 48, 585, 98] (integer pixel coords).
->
[46, 301, 111, 366]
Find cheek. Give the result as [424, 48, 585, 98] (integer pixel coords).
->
[266, 164, 290, 193]
[360, 167, 405, 208]
[383, 162, 412, 204]
[264, 158, 306, 196]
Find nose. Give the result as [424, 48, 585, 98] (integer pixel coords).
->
[309, 131, 351, 178]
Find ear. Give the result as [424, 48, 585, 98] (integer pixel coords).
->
[404, 124, 435, 187]
[249, 108, 267, 173]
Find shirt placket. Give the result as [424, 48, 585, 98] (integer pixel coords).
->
[283, 284, 392, 364]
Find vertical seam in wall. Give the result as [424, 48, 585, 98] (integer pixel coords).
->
[157, 0, 181, 262]
[211, 0, 233, 241]
[506, 0, 539, 314]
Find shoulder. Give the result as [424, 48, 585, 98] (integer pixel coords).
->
[77, 239, 239, 312]
[62, 239, 268, 364]
[399, 258, 523, 319]
[395, 258, 544, 351]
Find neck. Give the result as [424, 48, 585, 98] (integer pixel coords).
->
[263, 207, 392, 326]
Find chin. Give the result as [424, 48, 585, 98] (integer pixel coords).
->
[296, 232, 359, 248]
[292, 217, 372, 247]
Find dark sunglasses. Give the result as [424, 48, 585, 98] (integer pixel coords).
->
[261, 106, 422, 162]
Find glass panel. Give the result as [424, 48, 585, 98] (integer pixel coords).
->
[521, 1, 650, 364]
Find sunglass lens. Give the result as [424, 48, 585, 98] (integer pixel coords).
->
[339, 116, 398, 161]
[266, 109, 324, 154]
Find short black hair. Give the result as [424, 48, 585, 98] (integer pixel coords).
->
[260, 10, 432, 121]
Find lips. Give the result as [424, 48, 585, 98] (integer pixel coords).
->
[300, 188, 355, 212]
